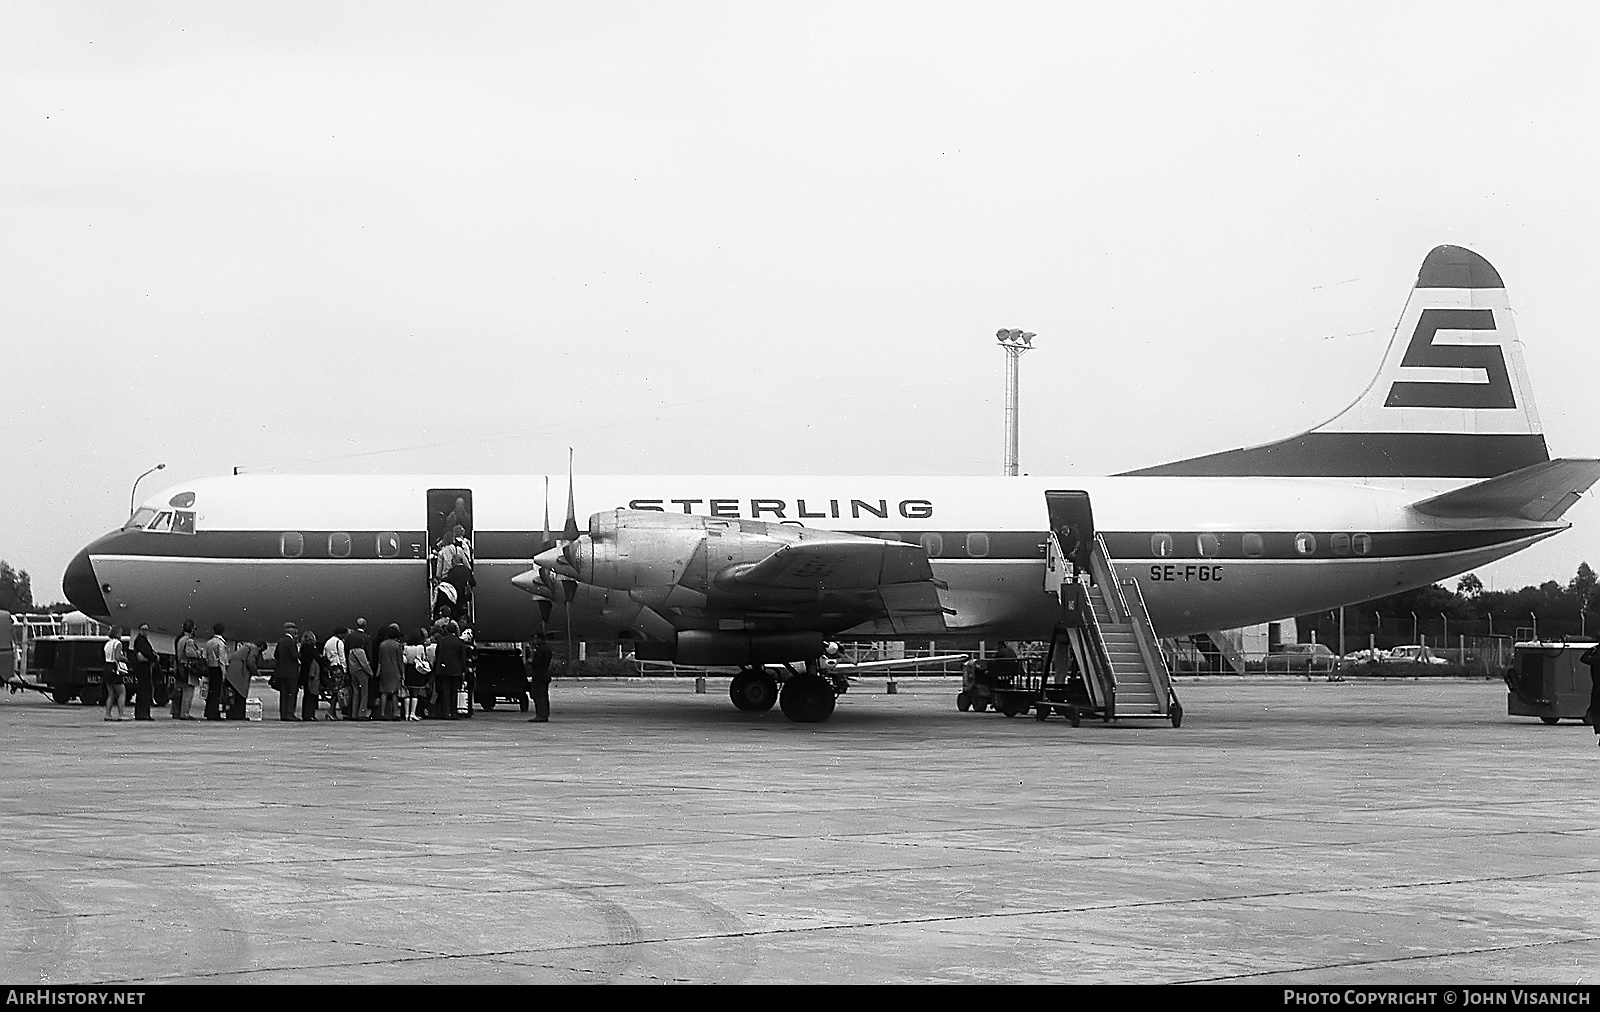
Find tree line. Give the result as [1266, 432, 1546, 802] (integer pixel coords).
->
[1297, 562, 1599, 650]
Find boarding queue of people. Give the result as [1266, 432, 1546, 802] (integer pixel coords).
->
[98, 613, 525, 724]
[266, 617, 481, 722]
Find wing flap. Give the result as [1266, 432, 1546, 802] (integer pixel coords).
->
[1410, 458, 1600, 522]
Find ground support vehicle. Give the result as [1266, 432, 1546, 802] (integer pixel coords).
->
[1505, 641, 1595, 725]
[474, 644, 531, 713]
[956, 655, 1040, 717]
[30, 635, 168, 707]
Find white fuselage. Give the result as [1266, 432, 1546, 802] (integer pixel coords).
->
[76, 472, 1559, 644]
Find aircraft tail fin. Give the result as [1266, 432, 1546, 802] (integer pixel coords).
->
[1123, 245, 1550, 478]
[1409, 458, 1600, 523]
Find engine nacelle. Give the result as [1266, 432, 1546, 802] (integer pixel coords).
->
[634, 630, 825, 666]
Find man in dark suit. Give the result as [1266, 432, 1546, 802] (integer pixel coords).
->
[526, 633, 552, 723]
[129, 623, 159, 721]
[274, 623, 302, 721]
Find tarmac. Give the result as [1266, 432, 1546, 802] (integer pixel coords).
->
[0, 676, 1596, 985]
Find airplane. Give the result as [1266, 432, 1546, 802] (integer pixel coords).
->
[63, 245, 1600, 722]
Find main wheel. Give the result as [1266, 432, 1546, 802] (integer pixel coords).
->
[80, 686, 104, 706]
[1540, 715, 1560, 725]
[479, 694, 497, 711]
[730, 670, 779, 712]
[1171, 701, 1184, 728]
[972, 699, 990, 713]
[519, 694, 530, 713]
[50, 688, 71, 705]
[153, 682, 170, 707]
[956, 690, 971, 712]
[779, 676, 836, 723]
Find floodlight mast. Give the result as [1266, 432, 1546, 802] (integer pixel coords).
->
[995, 329, 1035, 476]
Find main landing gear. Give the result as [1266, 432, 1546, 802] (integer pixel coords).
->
[728, 662, 843, 723]
[729, 668, 778, 712]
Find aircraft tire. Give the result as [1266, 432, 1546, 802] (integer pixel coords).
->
[956, 691, 971, 712]
[519, 695, 530, 713]
[479, 695, 497, 711]
[1540, 715, 1560, 725]
[50, 689, 71, 705]
[730, 671, 778, 712]
[779, 676, 835, 723]
[80, 686, 104, 707]
[1171, 702, 1184, 728]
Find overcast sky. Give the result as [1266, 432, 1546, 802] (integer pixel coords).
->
[5, 2, 1599, 602]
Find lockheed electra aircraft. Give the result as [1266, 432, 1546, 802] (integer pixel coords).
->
[64, 245, 1600, 721]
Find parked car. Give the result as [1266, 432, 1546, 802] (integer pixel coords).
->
[1385, 645, 1450, 666]
[1264, 642, 1337, 671]
[1343, 647, 1390, 665]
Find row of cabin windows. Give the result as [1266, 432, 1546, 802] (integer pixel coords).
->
[280, 532, 402, 559]
[280, 530, 996, 559]
[910, 532, 990, 558]
[1150, 532, 1373, 558]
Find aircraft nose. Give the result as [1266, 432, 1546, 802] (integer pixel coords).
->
[62, 543, 110, 619]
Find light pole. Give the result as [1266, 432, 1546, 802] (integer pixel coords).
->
[128, 463, 166, 518]
[996, 329, 1035, 477]
[1411, 611, 1419, 645]
[1441, 612, 1448, 655]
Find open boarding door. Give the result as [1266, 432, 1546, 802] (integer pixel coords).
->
[427, 488, 476, 628]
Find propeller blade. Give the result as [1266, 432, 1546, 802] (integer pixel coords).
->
[562, 579, 578, 604]
[541, 475, 551, 552]
[536, 599, 552, 626]
[562, 448, 580, 543]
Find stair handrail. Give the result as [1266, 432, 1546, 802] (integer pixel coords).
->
[1087, 534, 1133, 623]
[1074, 583, 1118, 719]
[1058, 581, 1115, 716]
[1118, 571, 1179, 714]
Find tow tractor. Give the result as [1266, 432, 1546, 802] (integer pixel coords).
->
[956, 650, 1042, 717]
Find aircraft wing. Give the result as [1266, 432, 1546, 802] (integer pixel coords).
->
[719, 539, 952, 634]
[722, 539, 936, 589]
[1410, 458, 1600, 522]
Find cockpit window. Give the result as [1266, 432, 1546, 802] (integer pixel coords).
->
[124, 508, 158, 531]
[126, 508, 196, 535]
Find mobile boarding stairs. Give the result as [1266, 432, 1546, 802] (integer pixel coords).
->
[1035, 490, 1183, 728]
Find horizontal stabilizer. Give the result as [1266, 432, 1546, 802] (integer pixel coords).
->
[1410, 459, 1600, 522]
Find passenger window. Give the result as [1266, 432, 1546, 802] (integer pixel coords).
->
[920, 532, 944, 557]
[1353, 533, 1372, 556]
[280, 532, 304, 558]
[377, 532, 400, 558]
[1295, 533, 1316, 556]
[1197, 533, 1220, 558]
[966, 532, 990, 557]
[1331, 533, 1351, 556]
[329, 532, 352, 558]
[1242, 533, 1264, 557]
[1151, 534, 1173, 558]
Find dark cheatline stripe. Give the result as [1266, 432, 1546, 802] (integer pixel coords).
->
[1415, 245, 1503, 289]
[89, 526, 1541, 566]
[1118, 432, 1550, 479]
[1100, 527, 1538, 562]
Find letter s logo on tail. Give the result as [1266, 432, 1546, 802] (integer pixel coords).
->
[1384, 308, 1515, 409]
